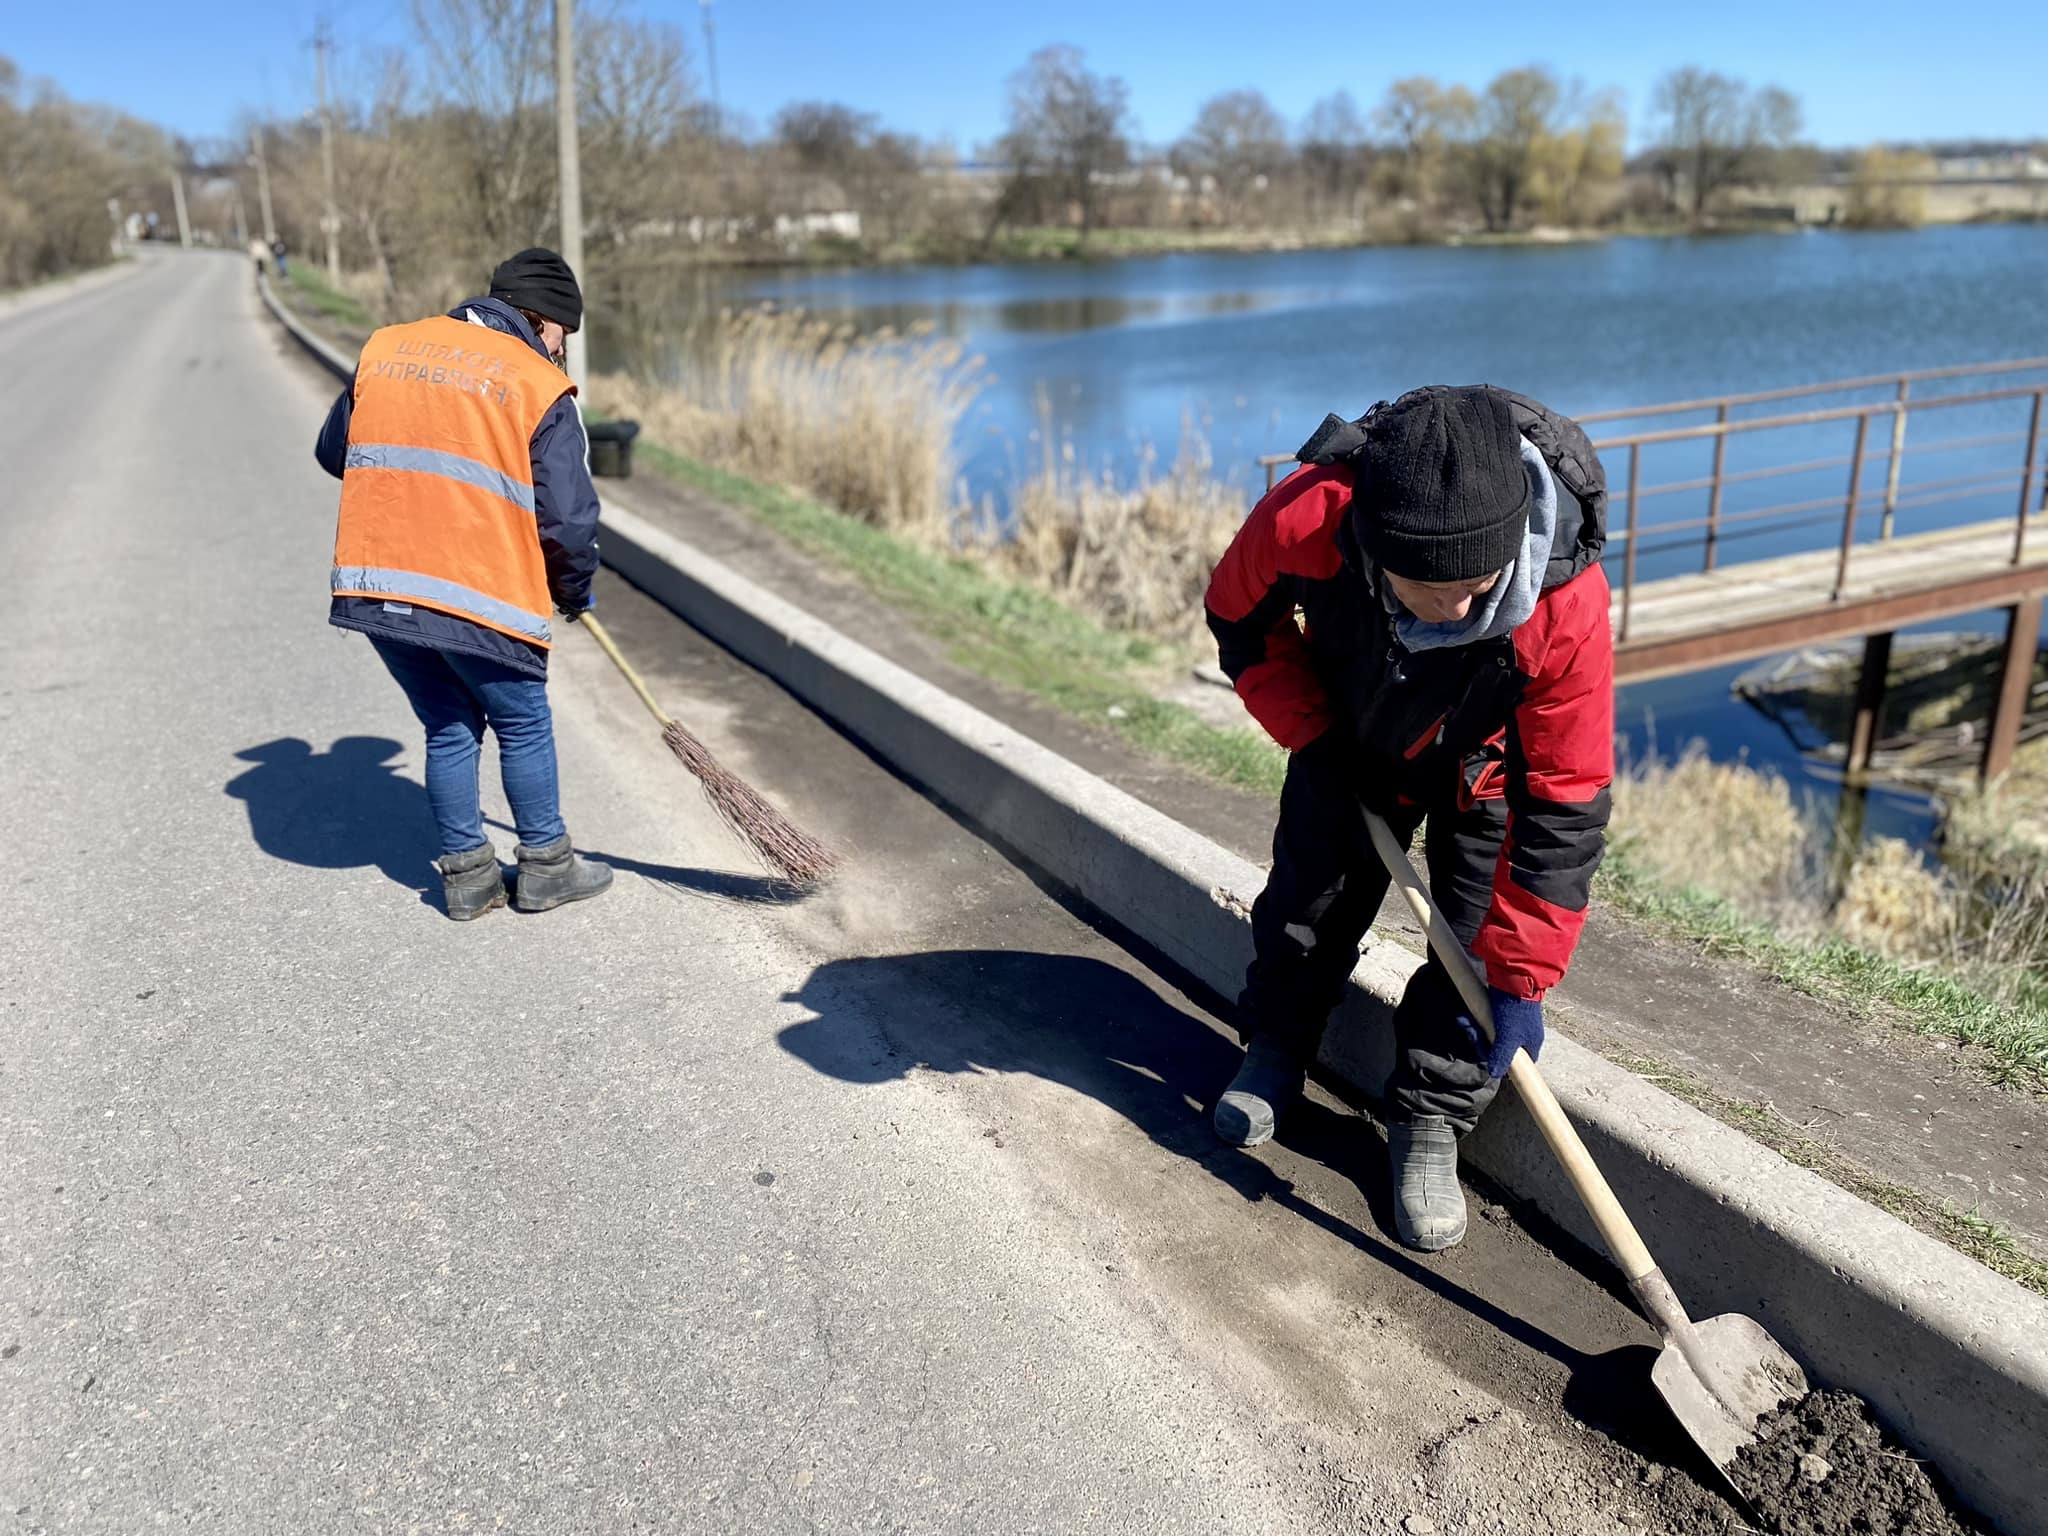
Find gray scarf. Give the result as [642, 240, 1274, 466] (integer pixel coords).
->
[1384, 437, 1556, 653]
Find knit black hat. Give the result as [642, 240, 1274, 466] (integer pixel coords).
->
[1352, 387, 1529, 583]
[488, 247, 582, 332]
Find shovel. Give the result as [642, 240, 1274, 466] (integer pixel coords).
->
[1362, 809, 1806, 1496]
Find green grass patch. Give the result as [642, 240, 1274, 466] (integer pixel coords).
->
[630, 439, 1286, 797]
[1597, 849, 2048, 1092]
[1605, 1045, 2048, 1296]
[283, 261, 373, 331]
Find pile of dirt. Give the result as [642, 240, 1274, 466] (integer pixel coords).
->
[1730, 1390, 1985, 1535]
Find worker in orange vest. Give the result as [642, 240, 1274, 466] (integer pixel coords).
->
[314, 248, 611, 920]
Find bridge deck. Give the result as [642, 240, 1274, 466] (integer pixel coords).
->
[1612, 514, 2048, 681]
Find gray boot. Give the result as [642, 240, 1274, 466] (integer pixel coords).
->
[1213, 1036, 1306, 1148]
[513, 833, 614, 913]
[439, 843, 507, 921]
[1389, 1115, 1467, 1252]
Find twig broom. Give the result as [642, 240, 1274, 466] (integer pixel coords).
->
[576, 612, 840, 884]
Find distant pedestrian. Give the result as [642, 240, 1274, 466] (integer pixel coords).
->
[249, 238, 270, 277]
[1203, 386, 1614, 1252]
[314, 247, 610, 920]
[271, 238, 289, 277]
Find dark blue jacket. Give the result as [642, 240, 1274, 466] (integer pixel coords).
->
[315, 296, 601, 679]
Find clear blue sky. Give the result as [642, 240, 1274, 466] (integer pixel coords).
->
[8, 0, 2043, 152]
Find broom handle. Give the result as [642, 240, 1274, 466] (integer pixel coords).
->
[577, 613, 672, 728]
[1361, 809, 1658, 1285]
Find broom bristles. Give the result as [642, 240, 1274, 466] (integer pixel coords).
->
[661, 720, 840, 885]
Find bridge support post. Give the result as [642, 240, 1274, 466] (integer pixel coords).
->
[1983, 596, 2043, 783]
[1846, 631, 1894, 777]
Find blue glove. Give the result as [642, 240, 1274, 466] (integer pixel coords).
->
[1455, 987, 1544, 1079]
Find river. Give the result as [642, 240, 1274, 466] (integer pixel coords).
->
[593, 225, 2048, 847]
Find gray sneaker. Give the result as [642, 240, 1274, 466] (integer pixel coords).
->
[1212, 1036, 1306, 1148]
[513, 834, 614, 913]
[1389, 1115, 1467, 1252]
[438, 843, 507, 921]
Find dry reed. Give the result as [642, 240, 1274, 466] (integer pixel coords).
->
[594, 308, 981, 542]
[986, 424, 1245, 638]
[1610, 747, 1817, 921]
[590, 308, 1252, 642]
[1613, 744, 2048, 1012]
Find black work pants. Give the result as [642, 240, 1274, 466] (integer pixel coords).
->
[1237, 747, 1506, 1136]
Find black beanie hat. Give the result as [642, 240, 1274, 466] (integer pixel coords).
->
[1352, 386, 1529, 583]
[488, 247, 583, 332]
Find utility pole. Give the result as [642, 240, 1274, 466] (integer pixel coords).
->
[553, 0, 587, 389]
[250, 129, 277, 245]
[699, 0, 720, 133]
[233, 187, 250, 248]
[170, 170, 193, 248]
[314, 22, 342, 284]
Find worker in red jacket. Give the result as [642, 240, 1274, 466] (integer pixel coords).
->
[1204, 385, 1614, 1252]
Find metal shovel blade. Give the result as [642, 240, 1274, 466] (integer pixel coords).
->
[1651, 1311, 1810, 1474]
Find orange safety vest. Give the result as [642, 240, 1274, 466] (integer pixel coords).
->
[332, 314, 576, 648]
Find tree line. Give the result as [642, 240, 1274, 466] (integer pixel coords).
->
[232, 5, 1819, 316]
[6, 0, 2009, 308]
[0, 56, 174, 287]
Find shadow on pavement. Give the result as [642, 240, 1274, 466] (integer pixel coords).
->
[226, 736, 433, 896]
[584, 851, 812, 907]
[227, 738, 805, 910]
[778, 947, 1702, 1479]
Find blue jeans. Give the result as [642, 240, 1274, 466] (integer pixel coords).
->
[369, 639, 567, 857]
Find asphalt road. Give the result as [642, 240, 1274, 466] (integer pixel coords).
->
[0, 252, 1732, 1535]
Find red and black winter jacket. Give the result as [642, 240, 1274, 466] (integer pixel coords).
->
[1205, 387, 1615, 1001]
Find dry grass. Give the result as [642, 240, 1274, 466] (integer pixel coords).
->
[1613, 744, 2048, 1022]
[1609, 747, 1818, 920]
[593, 308, 981, 544]
[1833, 837, 1952, 958]
[592, 308, 1250, 641]
[985, 424, 1245, 639]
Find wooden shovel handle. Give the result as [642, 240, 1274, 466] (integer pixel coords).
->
[1362, 810, 1658, 1285]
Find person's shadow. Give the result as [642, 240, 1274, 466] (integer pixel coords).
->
[778, 949, 1711, 1484]
[226, 736, 812, 911]
[226, 737, 434, 896]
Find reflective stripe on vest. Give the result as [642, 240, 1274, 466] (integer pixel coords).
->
[331, 564, 553, 645]
[343, 442, 537, 516]
[333, 313, 574, 650]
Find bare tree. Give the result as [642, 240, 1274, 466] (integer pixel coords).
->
[990, 45, 1133, 241]
[1457, 66, 1563, 232]
[332, 55, 417, 307]
[1844, 146, 1932, 228]
[1172, 90, 1289, 225]
[1373, 77, 1447, 201]
[0, 54, 173, 285]
[409, 0, 555, 252]
[774, 102, 875, 173]
[1532, 84, 1626, 226]
[1649, 68, 1804, 220]
[769, 103, 927, 246]
[1300, 90, 1370, 220]
[578, 11, 693, 240]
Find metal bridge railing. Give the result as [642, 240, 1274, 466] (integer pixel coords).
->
[1252, 357, 2048, 645]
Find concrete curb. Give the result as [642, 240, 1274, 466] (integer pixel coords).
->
[259, 269, 359, 379]
[259, 279, 2048, 1533]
